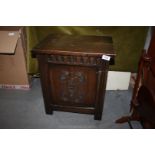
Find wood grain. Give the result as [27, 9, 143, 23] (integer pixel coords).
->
[32, 34, 115, 120]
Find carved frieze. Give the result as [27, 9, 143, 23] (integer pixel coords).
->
[47, 55, 103, 66]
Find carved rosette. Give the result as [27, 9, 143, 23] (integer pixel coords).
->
[59, 70, 86, 103]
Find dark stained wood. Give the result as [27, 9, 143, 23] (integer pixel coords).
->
[130, 50, 151, 110]
[32, 34, 115, 57]
[137, 86, 155, 123]
[53, 105, 95, 114]
[116, 27, 155, 128]
[0, 26, 22, 31]
[49, 65, 97, 107]
[94, 64, 109, 120]
[37, 55, 53, 114]
[32, 34, 115, 120]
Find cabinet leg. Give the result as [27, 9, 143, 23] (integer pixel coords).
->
[115, 116, 132, 123]
[115, 110, 140, 123]
[94, 113, 102, 120]
[45, 106, 53, 115]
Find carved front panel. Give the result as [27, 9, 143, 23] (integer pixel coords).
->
[59, 71, 86, 103]
[49, 65, 97, 107]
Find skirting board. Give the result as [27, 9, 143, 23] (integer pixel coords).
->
[106, 71, 131, 90]
[0, 72, 131, 91]
[0, 84, 30, 90]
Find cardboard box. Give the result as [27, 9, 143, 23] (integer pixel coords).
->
[0, 27, 30, 90]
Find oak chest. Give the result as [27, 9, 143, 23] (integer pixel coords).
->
[32, 34, 115, 120]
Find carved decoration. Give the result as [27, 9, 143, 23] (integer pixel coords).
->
[59, 70, 86, 103]
[47, 55, 104, 66]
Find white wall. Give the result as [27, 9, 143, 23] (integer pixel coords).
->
[144, 26, 152, 52]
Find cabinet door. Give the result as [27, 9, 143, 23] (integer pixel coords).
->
[49, 64, 97, 107]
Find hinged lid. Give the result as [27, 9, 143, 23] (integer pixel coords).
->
[32, 34, 116, 57]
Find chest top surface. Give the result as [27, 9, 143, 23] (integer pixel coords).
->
[32, 34, 115, 57]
